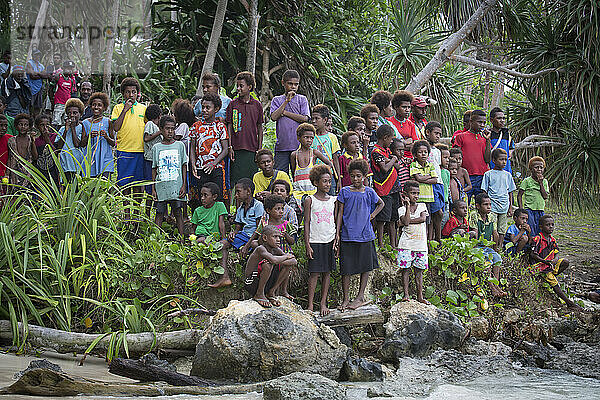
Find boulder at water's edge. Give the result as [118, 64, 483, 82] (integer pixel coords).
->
[190, 298, 348, 382]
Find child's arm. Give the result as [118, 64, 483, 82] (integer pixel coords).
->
[79, 123, 89, 147]
[314, 149, 333, 168]
[211, 138, 229, 168]
[144, 125, 161, 142]
[412, 173, 437, 184]
[104, 120, 116, 146]
[180, 163, 187, 199]
[189, 138, 199, 178]
[517, 189, 524, 209]
[492, 229, 501, 249]
[507, 191, 514, 216]
[290, 151, 297, 176]
[461, 169, 473, 193]
[362, 136, 369, 159]
[113, 100, 134, 132]
[483, 131, 492, 164]
[29, 136, 38, 161]
[257, 122, 263, 150]
[304, 196, 313, 259]
[218, 214, 226, 240]
[530, 250, 553, 266]
[227, 223, 242, 241]
[538, 176, 548, 200]
[410, 210, 427, 224]
[450, 179, 460, 203]
[227, 122, 235, 161]
[151, 166, 158, 199]
[371, 196, 385, 221]
[332, 151, 341, 190]
[334, 201, 344, 257]
[241, 230, 260, 257]
[375, 153, 398, 173]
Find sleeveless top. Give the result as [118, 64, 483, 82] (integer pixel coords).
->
[308, 195, 337, 243]
[450, 176, 465, 205]
[292, 148, 316, 206]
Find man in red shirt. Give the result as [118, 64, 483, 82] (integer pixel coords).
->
[387, 90, 418, 158]
[453, 109, 491, 200]
[409, 96, 428, 140]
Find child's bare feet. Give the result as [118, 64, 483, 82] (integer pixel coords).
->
[267, 296, 281, 307]
[401, 295, 410, 302]
[490, 285, 507, 298]
[208, 277, 232, 288]
[417, 297, 431, 305]
[348, 298, 372, 310]
[320, 303, 330, 317]
[281, 292, 295, 302]
[254, 296, 272, 308]
[338, 299, 350, 312]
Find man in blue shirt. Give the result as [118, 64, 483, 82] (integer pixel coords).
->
[489, 107, 515, 173]
[26, 49, 51, 115]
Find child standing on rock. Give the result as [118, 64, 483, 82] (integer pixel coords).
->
[335, 158, 384, 311]
[304, 165, 337, 316]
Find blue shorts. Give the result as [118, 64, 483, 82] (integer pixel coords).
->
[430, 183, 445, 214]
[230, 231, 251, 249]
[116, 151, 145, 187]
[143, 159, 153, 194]
[469, 175, 484, 200]
[479, 246, 502, 266]
[526, 209, 544, 236]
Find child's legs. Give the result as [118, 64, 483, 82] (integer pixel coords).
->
[220, 240, 230, 279]
[154, 201, 167, 226]
[432, 210, 442, 242]
[255, 261, 274, 299]
[376, 221, 385, 246]
[556, 258, 569, 274]
[397, 248, 413, 298]
[172, 202, 184, 237]
[468, 175, 483, 201]
[307, 272, 320, 310]
[341, 275, 351, 304]
[320, 272, 331, 307]
[526, 209, 543, 236]
[354, 271, 370, 301]
[414, 267, 425, 301]
[267, 263, 292, 297]
[376, 195, 393, 245]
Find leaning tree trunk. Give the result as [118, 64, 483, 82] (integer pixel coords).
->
[245, 0, 260, 74]
[27, 0, 52, 60]
[196, 0, 228, 95]
[405, 0, 498, 93]
[103, 0, 121, 95]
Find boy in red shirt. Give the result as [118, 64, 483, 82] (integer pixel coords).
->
[388, 90, 418, 158]
[452, 109, 491, 200]
[442, 200, 475, 238]
[530, 215, 582, 311]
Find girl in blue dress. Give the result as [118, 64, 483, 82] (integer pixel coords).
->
[54, 98, 87, 183]
[81, 92, 115, 178]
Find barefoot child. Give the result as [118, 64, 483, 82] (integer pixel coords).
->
[245, 225, 297, 308]
[290, 123, 331, 210]
[8, 113, 38, 188]
[336, 158, 384, 311]
[151, 115, 188, 237]
[270, 179, 299, 228]
[253, 148, 292, 201]
[191, 182, 230, 288]
[82, 92, 115, 178]
[246, 194, 296, 258]
[397, 180, 429, 303]
[530, 215, 582, 311]
[304, 165, 337, 316]
[470, 192, 506, 297]
[518, 156, 549, 236]
[504, 208, 531, 254]
[311, 104, 341, 194]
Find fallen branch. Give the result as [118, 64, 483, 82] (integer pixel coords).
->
[314, 304, 384, 327]
[449, 55, 559, 79]
[166, 308, 216, 318]
[0, 368, 263, 397]
[0, 320, 203, 355]
[109, 358, 211, 386]
[513, 134, 565, 150]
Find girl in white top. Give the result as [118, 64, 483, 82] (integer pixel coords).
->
[397, 180, 430, 304]
[304, 165, 337, 317]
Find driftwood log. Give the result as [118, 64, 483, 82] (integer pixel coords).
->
[0, 369, 263, 397]
[0, 320, 203, 355]
[314, 304, 384, 327]
[108, 358, 211, 386]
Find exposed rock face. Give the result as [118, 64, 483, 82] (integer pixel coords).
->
[547, 341, 600, 380]
[190, 298, 348, 382]
[339, 357, 383, 382]
[263, 372, 346, 400]
[466, 316, 490, 340]
[379, 300, 465, 361]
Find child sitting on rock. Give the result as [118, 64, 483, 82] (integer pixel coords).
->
[530, 214, 582, 311]
[245, 225, 297, 308]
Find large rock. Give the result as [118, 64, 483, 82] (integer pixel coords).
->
[547, 342, 600, 379]
[339, 357, 383, 382]
[263, 372, 346, 400]
[190, 298, 348, 382]
[379, 300, 465, 361]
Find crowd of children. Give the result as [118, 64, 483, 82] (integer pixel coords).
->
[0, 67, 585, 314]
